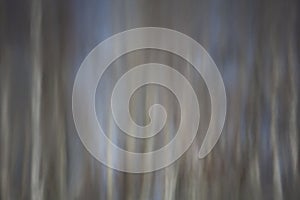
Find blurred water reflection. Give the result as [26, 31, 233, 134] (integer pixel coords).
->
[0, 0, 299, 199]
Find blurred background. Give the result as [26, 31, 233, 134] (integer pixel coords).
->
[0, 0, 299, 199]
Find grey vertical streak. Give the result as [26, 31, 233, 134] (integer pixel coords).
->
[270, 41, 283, 200]
[52, 74, 67, 199]
[287, 23, 298, 178]
[0, 55, 11, 200]
[30, 0, 44, 199]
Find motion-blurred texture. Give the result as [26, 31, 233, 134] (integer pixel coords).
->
[0, 0, 299, 199]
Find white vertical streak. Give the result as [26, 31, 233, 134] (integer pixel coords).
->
[270, 49, 283, 200]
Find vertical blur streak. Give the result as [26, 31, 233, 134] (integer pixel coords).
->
[30, 0, 43, 199]
[270, 40, 282, 200]
[0, 56, 10, 200]
[0, 0, 9, 198]
[288, 32, 298, 178]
